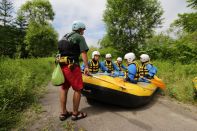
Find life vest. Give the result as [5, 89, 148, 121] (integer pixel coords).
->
[139, 62, 152, 77]
[125, 61, 139, 80]
[89, 60, 100, 73]
[114, 61, 122, 71]
[105, 61, 114, 71]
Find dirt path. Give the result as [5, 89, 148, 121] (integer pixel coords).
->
[21, 83, 197, 131]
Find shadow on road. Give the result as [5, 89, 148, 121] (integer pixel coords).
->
[78, 93, 161, 131]
[81, 92, 160, 117]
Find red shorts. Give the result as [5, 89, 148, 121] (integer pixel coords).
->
[61, 65, 83, 91]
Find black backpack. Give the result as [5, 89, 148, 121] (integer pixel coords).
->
[58, 32, 80, 61]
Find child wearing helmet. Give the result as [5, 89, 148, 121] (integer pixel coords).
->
[101, 53, 120, 73]
[81, 51, 108, 73]
[124, 52, 139, 84]
[139, 54, 157, 82]
[114, 57, 127, 71]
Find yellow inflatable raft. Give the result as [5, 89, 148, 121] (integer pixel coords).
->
[82, 74, 158, 107]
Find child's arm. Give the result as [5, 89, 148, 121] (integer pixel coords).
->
[99, 62, 108, 72]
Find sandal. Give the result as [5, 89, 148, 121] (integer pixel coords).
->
[71, 112, 87, 121]
[59, 111, 72, 121]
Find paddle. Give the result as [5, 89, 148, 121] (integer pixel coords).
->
[143, 76, 166, 90]
[83, 72, 155, 91]
[113, 77, 155, 91]
[87, 74, 127, 90]
[92, 75, 157, 91]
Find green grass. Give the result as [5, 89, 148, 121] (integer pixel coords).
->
[62, 121, 87, 131]
[0, 57, 54, 130]
[153, 60, 197, 102]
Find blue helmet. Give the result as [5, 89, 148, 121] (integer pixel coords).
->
[72, 21, 86, 31]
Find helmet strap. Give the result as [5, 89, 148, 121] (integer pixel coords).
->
[74, 29, 82, 34]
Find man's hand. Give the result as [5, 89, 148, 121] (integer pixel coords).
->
[84, 67, 89, 75]
[55, 54, 60, 63]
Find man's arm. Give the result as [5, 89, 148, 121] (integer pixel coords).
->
[81, 61, 90, 71]
[81, 51, 89, 75]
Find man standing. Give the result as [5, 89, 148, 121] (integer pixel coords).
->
[58, 21, 89, 121]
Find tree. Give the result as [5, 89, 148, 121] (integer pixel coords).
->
[0, 0, 24, 58]
[139, 33, 175, 60]
[103, 0, 163, 53]
[136, 0, 197, 64]
[19, 0, 55, 25]
[100, 35, 113, 48]
[0, 0, 13, 26]
[172, 0, 197, 33]
[187, 0, 197, 9]
[14, 11, 27, 58]
[18, 0, 58, 58]
[25, 22, 58, 57]
[15, 10, 27, 31]
[172, 13, 197, 33]
[0, 25, 23, 57]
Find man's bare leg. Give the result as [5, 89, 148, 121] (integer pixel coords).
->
[73, 90, 81, 115]
[60, 87, 69, 114]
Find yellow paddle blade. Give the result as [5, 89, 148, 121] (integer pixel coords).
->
[153, 76, 162, 81]
[151, 79, 166, 90]
[193, 77, 197, 90]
